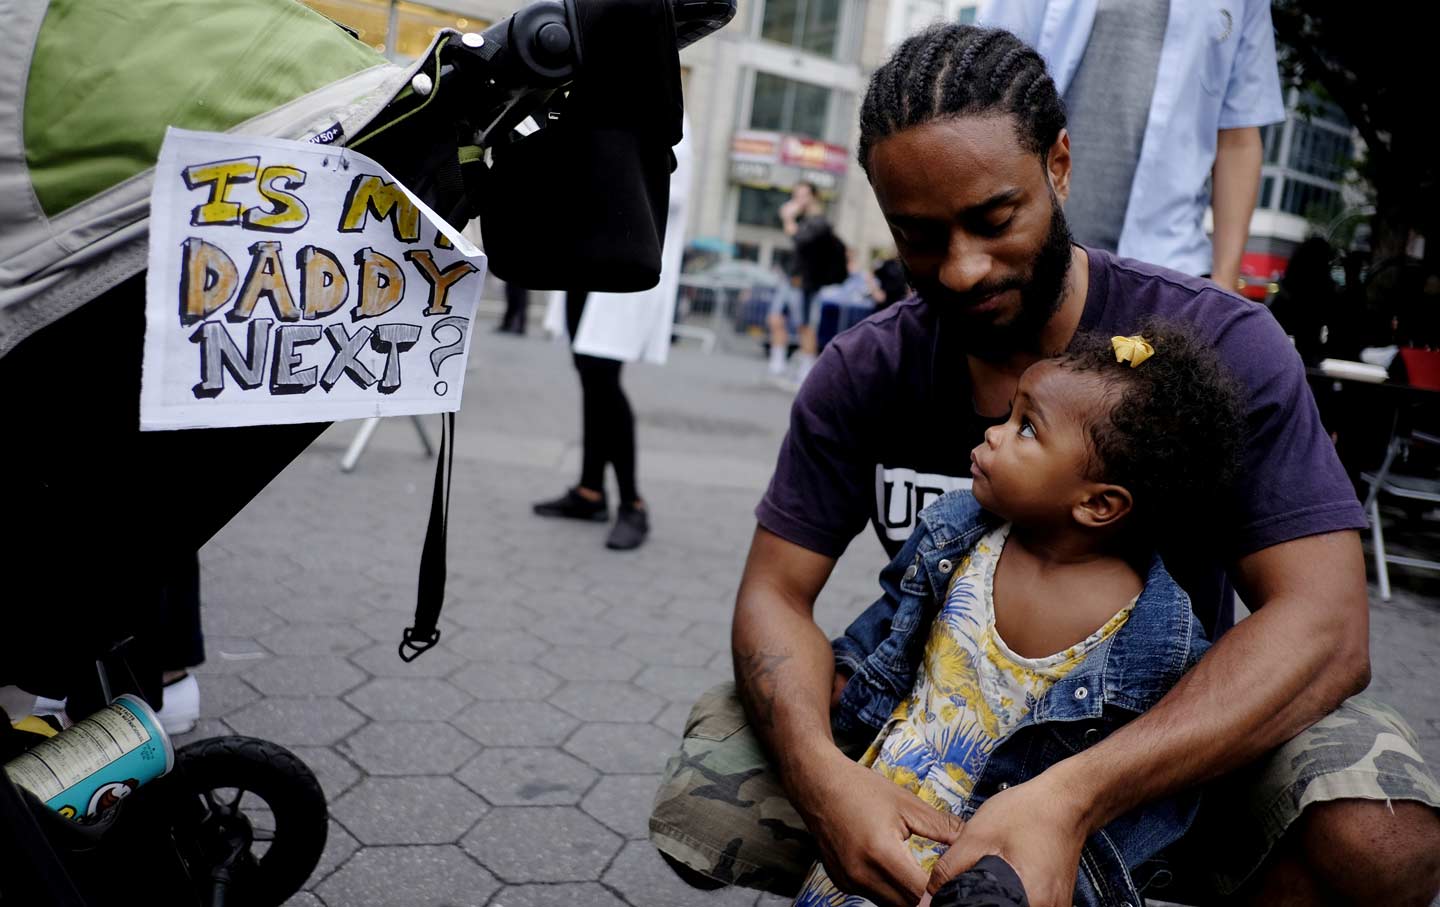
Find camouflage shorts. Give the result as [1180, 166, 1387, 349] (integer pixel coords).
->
[647, 683, 1440, 899]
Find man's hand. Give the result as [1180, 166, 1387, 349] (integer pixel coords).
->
[926, 776, 1087, 907]
[796, 749, 965, 907]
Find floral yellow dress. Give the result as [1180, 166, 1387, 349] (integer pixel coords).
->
[792, 524, 1134, 907]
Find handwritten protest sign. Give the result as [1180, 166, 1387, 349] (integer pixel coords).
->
[141, 128, 486, 430]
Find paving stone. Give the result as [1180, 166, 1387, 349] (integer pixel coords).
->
[445, 628, 551, 662]
[315, 845, 498, 907]
[529, 619, 625, 648]
[444, 599, 543, 630]
[242, 656, 368, 697]
[484, 882, 630, 907]
[450, 662, 564, 701]
[257, 623, 371, 656]
[549, 682, 665, 723]
[173, 718, 234, 748]
[332, 777, 487, 845]
[309, 818, 359, 885]
[340, 720, 482, 775]
[680, 621, 733, 653]
[273, 569, 382, 623]
[349, 640, 468, 677]
[563, 723, 678, 774]
[195, 673, 260, 719]
[652, 701, 695, 736]
[618, 633, 713, 666]
[603, 610, 695, 639]
[634, 665, 732, 703]
[461, 807, 620, 883]
[289, 746, 362, 800]
[344, 677, 472, 722]
[202, 602, 285, 638]
[580, 774, 663, 839]
[224, 695, 366, 745]
[456, 748, 597, 806]
[602, 840, 756, 907]
[537, 646, 644, 682]
[194, 639, 271, 676]
[452, 700, 581, 747]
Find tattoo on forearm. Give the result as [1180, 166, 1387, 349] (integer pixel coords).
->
[734, 649, 791, 730]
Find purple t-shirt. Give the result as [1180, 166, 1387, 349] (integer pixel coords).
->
[756, 248, 1366, 636]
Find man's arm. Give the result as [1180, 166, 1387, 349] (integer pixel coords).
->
[779, 199, 803, 237]
[734, 526, 964, 907]
[928, 530, 1370, 906]
[1210, 126, 1264, 291]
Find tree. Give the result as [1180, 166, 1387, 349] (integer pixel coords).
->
[1271, 1, 1437, 265]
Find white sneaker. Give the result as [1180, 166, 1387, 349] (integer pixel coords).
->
[157, 674, 200, 736]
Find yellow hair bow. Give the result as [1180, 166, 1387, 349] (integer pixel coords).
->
[1111, 335, 1155, 368]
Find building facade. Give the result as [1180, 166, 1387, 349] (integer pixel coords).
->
[681, 0, 901, 272]
[1235, 87, 1362, 285]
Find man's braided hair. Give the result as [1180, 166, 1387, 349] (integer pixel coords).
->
[857, 24, 1067, 176]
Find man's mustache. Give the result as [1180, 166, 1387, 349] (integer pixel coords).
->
[914, 276, 1026, 308]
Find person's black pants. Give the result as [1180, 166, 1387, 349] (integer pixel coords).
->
[501, 281, 528, 333]
[566, 291, 639, 505]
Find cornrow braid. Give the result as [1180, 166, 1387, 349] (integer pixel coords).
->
[857, 23, 1067, 176]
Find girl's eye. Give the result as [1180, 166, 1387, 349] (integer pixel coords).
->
[1017, 418, 1036, 439]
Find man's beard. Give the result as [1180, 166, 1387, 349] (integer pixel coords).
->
[906, 196, 1074, 357]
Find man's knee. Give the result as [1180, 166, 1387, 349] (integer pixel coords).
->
[1299, 798, 1440, 905]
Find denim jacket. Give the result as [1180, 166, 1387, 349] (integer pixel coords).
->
[832, 491, 1211, 907]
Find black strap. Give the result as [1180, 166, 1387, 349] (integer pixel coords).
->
[400, 412, 455, 662]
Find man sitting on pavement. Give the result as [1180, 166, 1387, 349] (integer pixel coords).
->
[649, 23, 1440, 907]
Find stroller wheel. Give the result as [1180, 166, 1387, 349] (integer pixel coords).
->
[165, 736, 328, 907]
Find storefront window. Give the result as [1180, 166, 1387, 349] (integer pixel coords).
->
[737, 185, 793, 228]
[301, 0, 485, 60]
[760, 0, 843, 58]
[750, 73, 832, 140]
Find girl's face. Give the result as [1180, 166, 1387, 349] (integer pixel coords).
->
[969, 360, 1110, 527]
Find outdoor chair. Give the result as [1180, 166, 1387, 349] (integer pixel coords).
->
[1361, 347, 1440, 600]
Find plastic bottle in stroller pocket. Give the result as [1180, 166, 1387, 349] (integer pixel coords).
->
[3, 694, 174, 819]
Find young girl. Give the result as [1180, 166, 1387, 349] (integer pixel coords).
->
[801, 322, 1248, 907]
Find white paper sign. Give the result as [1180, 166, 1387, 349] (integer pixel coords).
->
[141, 128, 487, 430]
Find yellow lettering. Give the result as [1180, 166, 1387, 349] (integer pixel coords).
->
[337, 175, 420, 242]
[351, 247, 405, 319]
[297, 245, 349, 319]
[183, 157, 259, 226]
[178, 237, 238, 325]
[244, 165, 310, 232]
[231, 241, 300, 322]
[404, 250, 478, 316]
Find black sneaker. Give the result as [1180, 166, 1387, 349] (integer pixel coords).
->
[533, 487, 609, 522]
[606, 504, 649, 550]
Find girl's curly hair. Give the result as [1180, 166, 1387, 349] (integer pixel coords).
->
[1055, 319, 1247, 539]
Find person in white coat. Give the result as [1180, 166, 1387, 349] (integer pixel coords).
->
[534, 118, 692, 550]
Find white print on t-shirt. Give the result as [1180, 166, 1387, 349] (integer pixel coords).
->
[874, 465, 972, 543]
